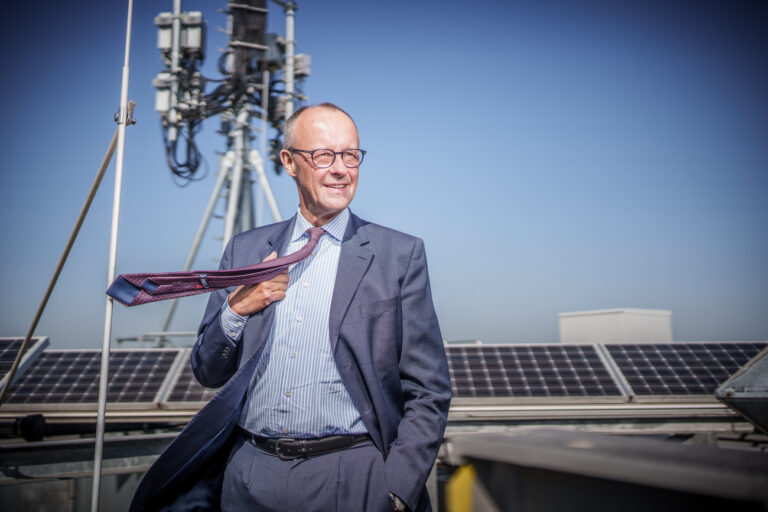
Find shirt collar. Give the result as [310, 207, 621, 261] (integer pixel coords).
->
[292, 208, 349, 243]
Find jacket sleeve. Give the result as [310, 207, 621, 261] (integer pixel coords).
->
[190, 236, 241, 388]
[384, 238, 452, 510]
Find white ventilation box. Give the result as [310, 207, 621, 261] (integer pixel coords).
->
[559, 308, 672, 344]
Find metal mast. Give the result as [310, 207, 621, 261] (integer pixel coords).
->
[152, 0, 310, 338]
[93, 1, 134, 508]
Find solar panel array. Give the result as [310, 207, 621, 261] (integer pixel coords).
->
[4, 350, 178, 404]
[448, 344, 622, 399]
[606, 342, 765, 397]
[0, 342, 765, 409]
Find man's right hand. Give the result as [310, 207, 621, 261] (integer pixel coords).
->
[227, 251, 290, 316]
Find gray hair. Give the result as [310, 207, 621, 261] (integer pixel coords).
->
[282, 102, 358, 150]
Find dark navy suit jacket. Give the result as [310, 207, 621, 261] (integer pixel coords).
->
[130, 212, 451, 511]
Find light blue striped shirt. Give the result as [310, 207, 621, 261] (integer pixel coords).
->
[221, 208, 366, 437]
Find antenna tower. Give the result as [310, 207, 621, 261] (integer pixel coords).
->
[152, 0, 310, 336]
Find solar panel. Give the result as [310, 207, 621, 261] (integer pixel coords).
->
[447, 344, 623, 401]
[605, 342, 767, 399]
[165, 358, 218, 403]
[3, 349, 180, 405]
[0, 337, 49, 390]
[2, 341, 764, 418]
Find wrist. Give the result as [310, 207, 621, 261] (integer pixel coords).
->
[227, 293, 241, 315]
[220, 297, 249, 341]
[227, 292, 253, 317]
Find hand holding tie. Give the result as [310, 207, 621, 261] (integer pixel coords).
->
[228, 251, 290, 316]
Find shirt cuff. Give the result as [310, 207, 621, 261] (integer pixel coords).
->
[219, 298, 248, 341]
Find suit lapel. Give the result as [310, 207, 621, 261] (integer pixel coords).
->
[260, 219, 295, 325]
[242, 217, 296, 360]
[264, 217, 295, 260]
[329, 213, 373, 352]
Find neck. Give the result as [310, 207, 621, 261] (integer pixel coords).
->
[299, 206, 342, 227]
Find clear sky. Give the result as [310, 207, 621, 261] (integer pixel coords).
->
[0, 0, 766, 349]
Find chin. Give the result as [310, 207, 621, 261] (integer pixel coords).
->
[320, 204, 349, 217]
[320, 196, 353, 212]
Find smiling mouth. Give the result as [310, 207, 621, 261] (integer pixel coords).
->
[325, 184, 347, 189]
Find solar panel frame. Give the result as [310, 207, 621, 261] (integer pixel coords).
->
[151, 348, 192, 403]
[160, 349, 219, 407]
[604, 342, 767, 403]
[447, 344, 628, 405]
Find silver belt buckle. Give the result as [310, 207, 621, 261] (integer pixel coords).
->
[274, 438, 296, 460]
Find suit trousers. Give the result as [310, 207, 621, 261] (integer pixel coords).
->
[221, 435, 393, 511]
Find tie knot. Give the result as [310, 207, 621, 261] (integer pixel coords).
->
[305, 227, 327, 242]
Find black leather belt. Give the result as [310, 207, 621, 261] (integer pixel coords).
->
[237, 426, 372, 460]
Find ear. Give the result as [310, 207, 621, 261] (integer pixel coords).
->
[280, 149, 296, 177]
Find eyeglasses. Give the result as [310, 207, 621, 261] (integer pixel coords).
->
[289, 148, 367, 168]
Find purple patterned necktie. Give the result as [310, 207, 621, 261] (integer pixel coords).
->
[107, 227, 326, 307]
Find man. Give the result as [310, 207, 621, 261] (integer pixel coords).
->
[130, 103, 451, 512]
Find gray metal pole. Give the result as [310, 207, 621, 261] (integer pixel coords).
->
[167, 0, 182, 143]
[256, 172, 263, 227]
[240, 176, 255, 233]
[257, 69, 270, 227]
[92, 0, 134, 509]
[240, 101, 255, 233]
[223, 103, 249, 249]
[250, 149, 282, 222]
[284, 2, 296, 118]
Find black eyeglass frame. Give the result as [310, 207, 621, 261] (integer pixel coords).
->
[289, 147, 367, 168]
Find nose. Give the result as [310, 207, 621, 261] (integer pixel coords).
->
[328, 154, 348, 175]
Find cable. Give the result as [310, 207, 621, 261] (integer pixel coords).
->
[162, 120, 206, 185]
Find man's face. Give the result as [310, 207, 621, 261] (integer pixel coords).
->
[281, 108, 359, 226]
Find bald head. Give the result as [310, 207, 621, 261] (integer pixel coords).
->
[282, 102, 359, 150]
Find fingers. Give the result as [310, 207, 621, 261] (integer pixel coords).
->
[262, 278, 288, 296]
[264, 289, 286, 306]
[272, 273, 289, 285]
[265, 251, 290, 281]
[226, 253, 291, 316]
[258, 284, 286, 310]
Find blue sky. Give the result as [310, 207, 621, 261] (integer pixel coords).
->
[1, 0, 766, 348]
